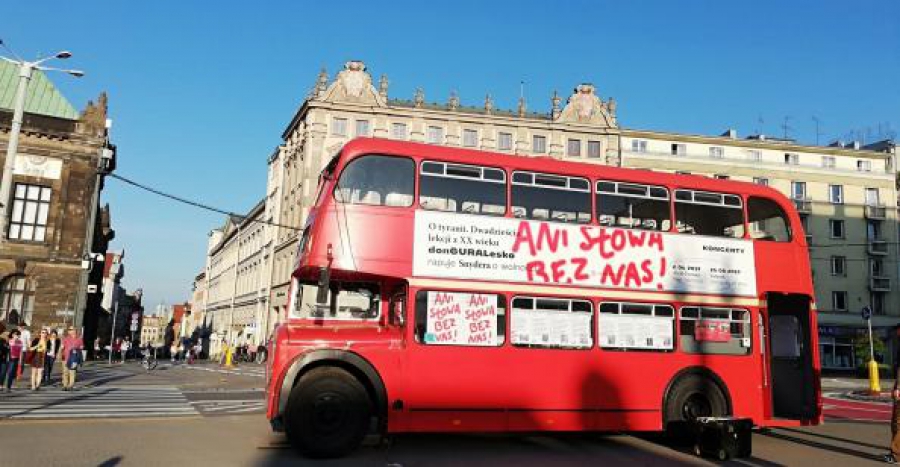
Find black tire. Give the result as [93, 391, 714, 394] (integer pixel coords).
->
[284, 367, 372, 458]
[664, 374, 729, 444]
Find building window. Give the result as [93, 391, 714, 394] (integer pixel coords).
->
[709, 147, 724, 159]
[567, 139, 582, 157]
[791, 181, 807, 199]
[831, 291, 847, 312]
[588, 141, 602, 158]
[9, 184, 51, 242]
[463, 129, 478, 147]
[865, 187, 880, 206]
[355, 120, 370, 137]
[630, 139, 647, 153]
[391, 122, 407, 139]
[746, 150, 761, 161]
[829, 219, 845, 239]
[857, 160, 872, 172]
[830, 256, 846, 276]
[498, 132, 513, 151]
[784, 153, 799, 165]
[332, 117, 348, 136]
[829, 184, 844, 204]
[672, 143, 686, 156]
[822, 156, 835, 168]
[714, 174, 730, 180]
[872, 292, 885, 315]
[753, 177, 769, 186]
[0, 275, 34, 326]
[532, 135, 546, 153]
[427, 126, 444, 144]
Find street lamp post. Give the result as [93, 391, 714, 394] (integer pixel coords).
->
[0, 40, 84, 246]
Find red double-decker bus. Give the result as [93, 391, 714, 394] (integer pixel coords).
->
[266, 137, 820, 458]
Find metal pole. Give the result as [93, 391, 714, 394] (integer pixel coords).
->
[108, 301, 117, 365]
[869, 317, 875, 362]
[73, 149, 107, 330]
[0, 63, 34, 246]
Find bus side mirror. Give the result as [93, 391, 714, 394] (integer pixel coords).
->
[316, 267, 330, 304]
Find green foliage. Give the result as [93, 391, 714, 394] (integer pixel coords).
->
[853, 334, 886, 363]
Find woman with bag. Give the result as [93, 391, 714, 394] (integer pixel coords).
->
[43, 330, 60, 385]
[28, 329, 48, 391]
[5, 329, 23, 392]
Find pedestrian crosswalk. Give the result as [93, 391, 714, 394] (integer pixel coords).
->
[0, 385, 198, 420]
[191, 399, 266, 415]
[176, 363, 266, 378]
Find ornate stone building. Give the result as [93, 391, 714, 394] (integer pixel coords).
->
[261, 60, 897, 370]
[0, 61, 115, 346]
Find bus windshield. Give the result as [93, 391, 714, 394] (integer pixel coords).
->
[290, 279, 380, 321]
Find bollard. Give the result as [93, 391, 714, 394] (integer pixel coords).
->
[224, 346, 234, 367]
[868, 359, 882, 394]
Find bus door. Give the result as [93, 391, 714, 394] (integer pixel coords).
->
[765, 293, 817, 420]
[402, 289, 509, 432]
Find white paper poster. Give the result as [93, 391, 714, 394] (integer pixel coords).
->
[424, 291, 498, 346]
[413, 211, 757, 296]
[598, 314, 674, 350]
[511, 309, 593, 348]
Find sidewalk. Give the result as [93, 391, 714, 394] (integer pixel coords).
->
[822, 375, 895, 403]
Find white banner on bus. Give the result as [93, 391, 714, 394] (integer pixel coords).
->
[511, 309, 593, 348]
[413, 211, 757, 296]
[598, 314, 674, 350]
[424, 291, 498, 346]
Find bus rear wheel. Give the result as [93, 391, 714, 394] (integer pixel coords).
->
[664, 374, 728, 443]
[285, 367, 372, 458]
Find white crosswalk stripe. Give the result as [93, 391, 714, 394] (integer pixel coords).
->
[190, 399, 266, 415]
[175, 364, 266, 378]
[0, 385, 198, 419]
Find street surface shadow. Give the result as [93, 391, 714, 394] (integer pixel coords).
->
[256, 432, 711, 466]
[96, 456, 123, 467]
[758, 428, 883, 463]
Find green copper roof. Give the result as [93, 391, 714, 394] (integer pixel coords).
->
[0, 60, 79, 120]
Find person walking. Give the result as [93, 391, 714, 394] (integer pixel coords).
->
[121, 338, 130, 363]
[28, 329, 48, 391]
[43, 330, 60, 385]
[5, 330, 24, 392]
[58, 327, 84, 391]
[0, 326, 9, 391]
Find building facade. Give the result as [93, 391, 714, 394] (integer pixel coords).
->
[260, 60, 898, 370]
[203, 199, 272, 356]
[0, 61, 116, 345]
[140, 314, 165, 347]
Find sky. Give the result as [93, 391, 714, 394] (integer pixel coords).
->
[2, 1, 898, 310]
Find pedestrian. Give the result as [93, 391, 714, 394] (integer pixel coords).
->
[170, 342, 177, 362]
[58, 327, 84, 391]
[18, 323, 31, 376]
[28, 329, 48, 391]
[121, 338, 130, 363]
[112, 338, 121, 363]
[94, 337, 101, 360]
[0, 326, 9, 391]
[5, 329, 24, 392]
[44, 330, 60, 385]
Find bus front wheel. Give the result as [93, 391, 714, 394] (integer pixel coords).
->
[664, 374, 728, 443]
[285, 367, 372, 458]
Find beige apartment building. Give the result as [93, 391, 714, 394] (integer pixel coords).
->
[203, 200, 273, 356]
[261, 60, 897, 370]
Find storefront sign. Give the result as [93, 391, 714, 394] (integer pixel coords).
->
[424, 291, 497, 346]
[413, 211, 757, 296]
[14, 154, 62, 180]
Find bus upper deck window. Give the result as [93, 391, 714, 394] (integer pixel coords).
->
[512, 171, 591, 223]
[748, 197, 792, 242]
[419, 161, 507, 216]
[674, 189, 745, 238]
[334, 155, 415, 207]
[595, 181, 670, 231]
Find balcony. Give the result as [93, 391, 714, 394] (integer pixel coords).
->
[868, 239, 889, 256]
[865, 204, 887, 220]
[870, 275, 891, 292]
[793, 197, 812, 214]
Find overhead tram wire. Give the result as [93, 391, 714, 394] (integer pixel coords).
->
[107, 172, 301, 231]
[109, 172, 900, 246]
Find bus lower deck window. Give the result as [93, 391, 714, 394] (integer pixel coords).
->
[678, 306, 751, 355]
[414, 290, 507, 346]
[510, 296, 593, 349]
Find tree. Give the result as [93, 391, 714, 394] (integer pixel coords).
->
[853, 333, 886, 363]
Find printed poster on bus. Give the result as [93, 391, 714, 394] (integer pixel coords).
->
[424, 291, 498, 346]
[511, 309, 593, 348]
[412, 211, 757, 296]
[598, 314, 674, 350]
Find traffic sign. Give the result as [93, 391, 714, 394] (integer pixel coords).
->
[862, 305, 872, 320]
